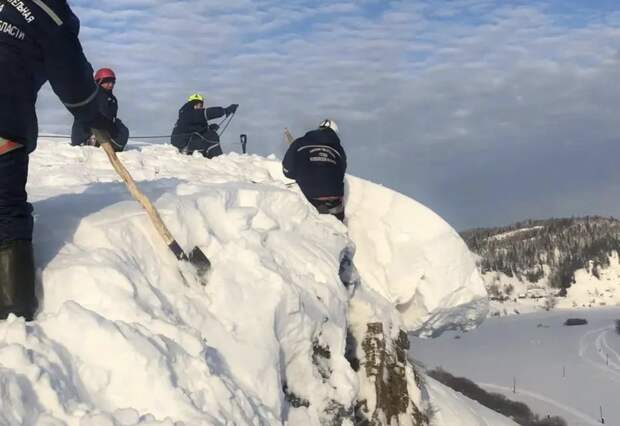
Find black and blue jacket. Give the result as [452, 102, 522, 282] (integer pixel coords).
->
[71, 88, 129, 151]
[170, 101, 227, 154]
[282, 128, 347, 199]
[0, 0, 100, 153]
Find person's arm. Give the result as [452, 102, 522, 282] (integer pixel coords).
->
[70, 119, 90, 146]
[205, 104, 238, 120]
[36, 1, 112, 132]
[205, 107, 226, 121]
[340, 145, 347, 174]
[111, 120, 129, 152]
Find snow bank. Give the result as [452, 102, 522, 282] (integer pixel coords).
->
[0, 139, 490, 424]
[346, 176, 488, 336]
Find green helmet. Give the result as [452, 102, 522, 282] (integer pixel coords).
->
[187, 93, 204, 103]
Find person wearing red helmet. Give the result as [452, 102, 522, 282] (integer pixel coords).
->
[95, 68, 116, 92]
[71, 67, 129, 151]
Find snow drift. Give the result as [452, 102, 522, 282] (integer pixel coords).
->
[0, 139, 491, 425]
[346, 176, 488, 336]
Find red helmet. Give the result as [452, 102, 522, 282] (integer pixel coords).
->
[94, 68, 116, 82]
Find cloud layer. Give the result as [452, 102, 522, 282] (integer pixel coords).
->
[37, 1, 620, 229]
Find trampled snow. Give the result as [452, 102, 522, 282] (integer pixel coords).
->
[1, 139, 494, 425]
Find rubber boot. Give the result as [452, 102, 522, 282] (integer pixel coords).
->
[0, 240, 37, 321]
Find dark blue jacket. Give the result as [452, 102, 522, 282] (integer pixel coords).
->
[71, 88, 129, 151]
[283, 128, 347, 199]
[0, 0, 100, 153]
[170, 101, 226, 153]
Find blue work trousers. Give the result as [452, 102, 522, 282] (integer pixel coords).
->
[0, 148, 32, 242]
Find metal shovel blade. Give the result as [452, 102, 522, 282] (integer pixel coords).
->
[188, 246, 211, 276]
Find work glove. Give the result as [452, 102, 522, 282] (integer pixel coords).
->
[225, 104, 239, 117]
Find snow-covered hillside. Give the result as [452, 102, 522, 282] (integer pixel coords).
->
[0, 139, 498, 425]
[483, 256, 620, 317]
[462, 218, 620, 316]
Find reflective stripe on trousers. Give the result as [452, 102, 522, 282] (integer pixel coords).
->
[0, 138, 23, 156]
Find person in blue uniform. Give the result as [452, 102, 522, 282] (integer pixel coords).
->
[71, 67, 129, 151]
[171, 93, 238, 158]
[282, 119, 347, 221]
[0, 0, 115, 320]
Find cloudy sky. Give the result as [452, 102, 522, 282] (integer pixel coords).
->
[38, 0, 620, 230]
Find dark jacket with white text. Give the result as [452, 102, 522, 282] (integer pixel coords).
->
[282, 128, 347, 199]
[0, 0, 100, 153]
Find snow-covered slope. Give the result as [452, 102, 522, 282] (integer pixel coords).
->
[560, 253, 620, 308]
[424, 378, 518, 426]
[412, 308, 620, 426]
[462, 218, 620, 316]
[0, 139, 492, 425]
[483, 256, 620, 317]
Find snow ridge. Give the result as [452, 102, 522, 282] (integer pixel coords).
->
[0, 139, 491, 425]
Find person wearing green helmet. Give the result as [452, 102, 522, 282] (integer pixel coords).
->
[170, 93, 238, 158]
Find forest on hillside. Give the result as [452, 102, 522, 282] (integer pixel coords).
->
[461, 217, 620, 289]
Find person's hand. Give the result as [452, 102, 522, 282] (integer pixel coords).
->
[209, 123, 220, 132]
[88, 112, 116, 136]
[88, 113, 119, 144]
[225, 104, 239, 116]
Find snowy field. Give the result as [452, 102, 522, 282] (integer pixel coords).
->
[411, 307, 620, 426]
[0, 139, 505, 425]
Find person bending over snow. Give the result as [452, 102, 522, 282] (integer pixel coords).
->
[283, 119, 347, 222]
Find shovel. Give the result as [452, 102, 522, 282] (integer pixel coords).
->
[284, 128, 294, 145]
[92, 129, 211, 277]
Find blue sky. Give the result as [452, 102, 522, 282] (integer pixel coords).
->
[37, 0, 620, 230]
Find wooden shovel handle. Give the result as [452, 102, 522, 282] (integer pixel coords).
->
[92, 129, 176, 247]
[284, 128, 294, 145]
